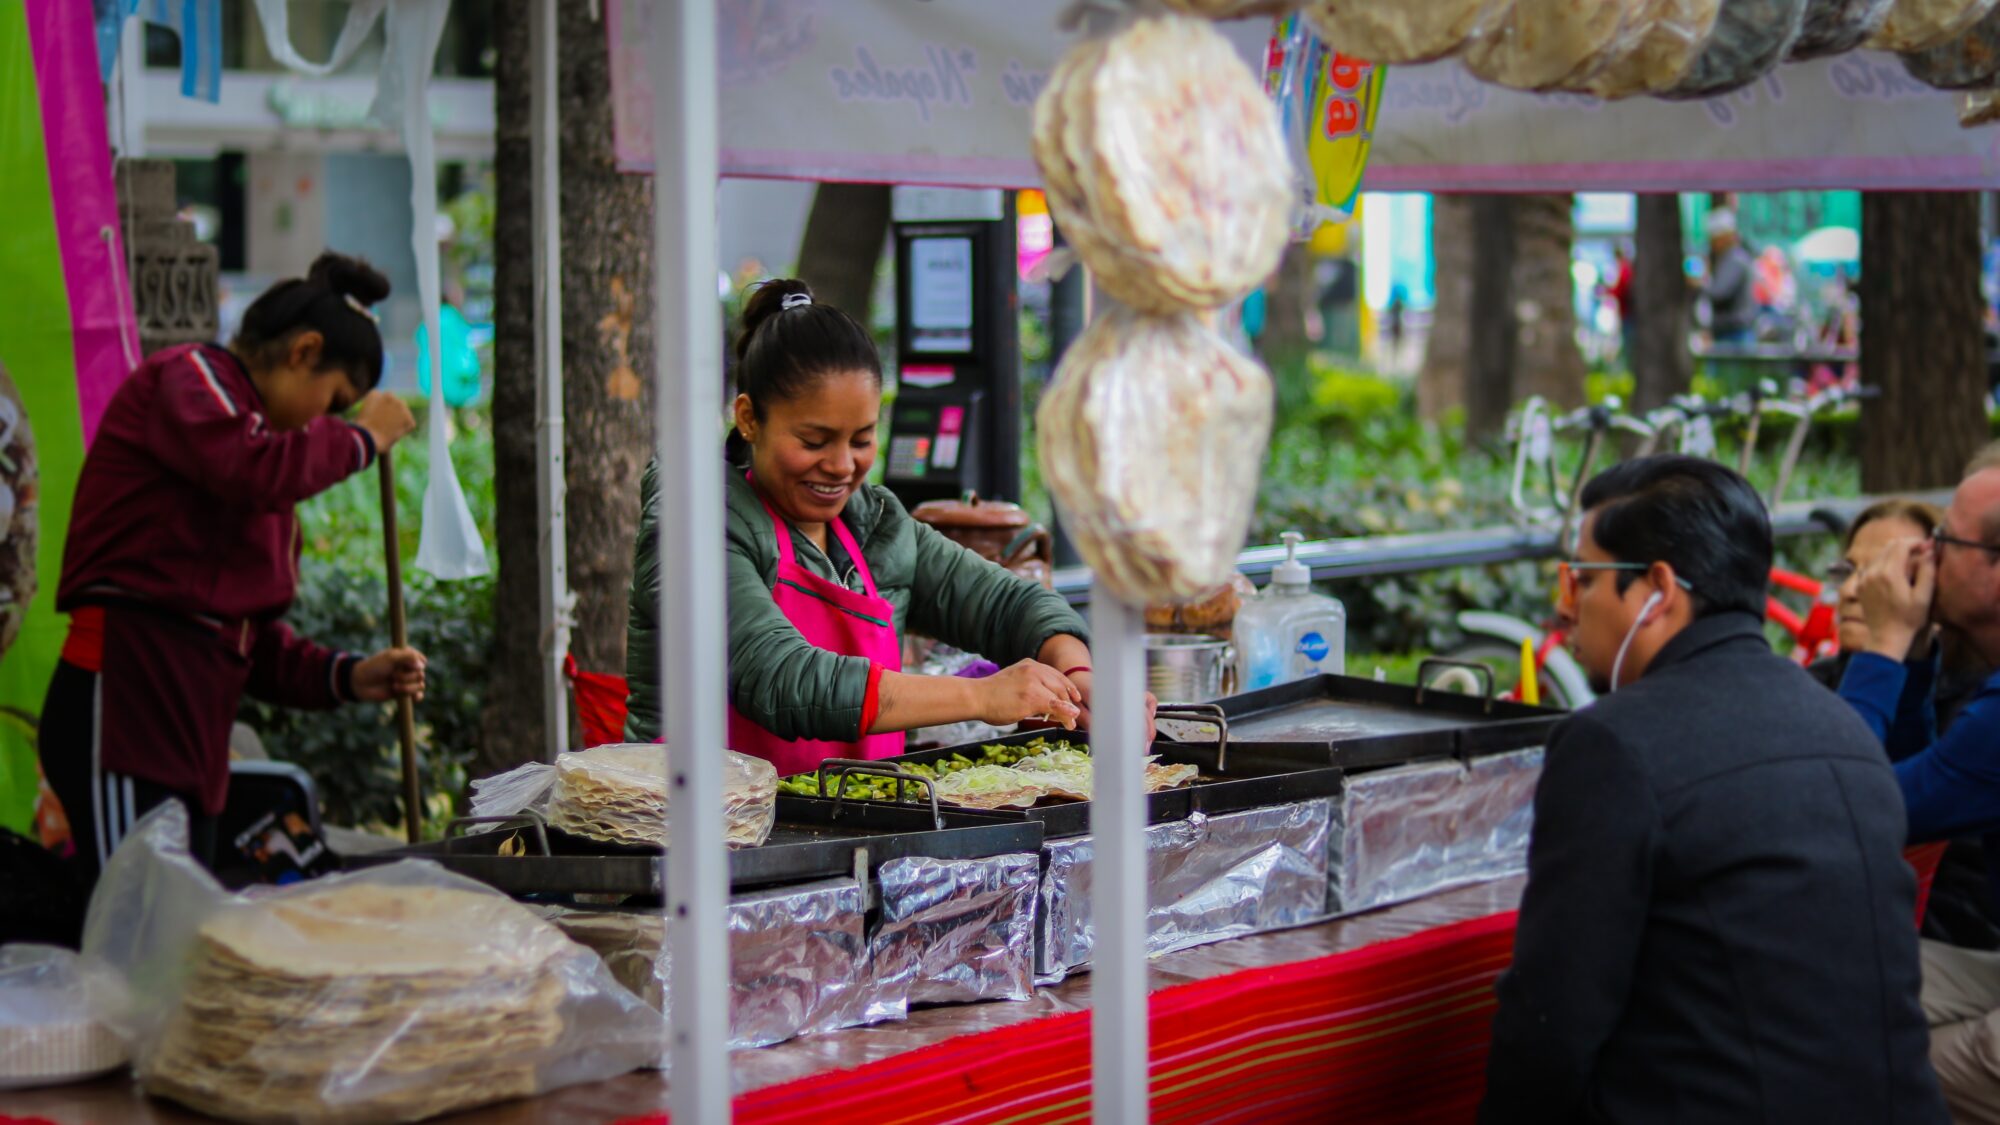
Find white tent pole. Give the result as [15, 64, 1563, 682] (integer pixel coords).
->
[650, 0, 730, 1120]
[530, 0, 570, 758]
[1090, 588, 1149, 1123]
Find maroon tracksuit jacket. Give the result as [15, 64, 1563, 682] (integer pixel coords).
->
[56, 343, 376, 813]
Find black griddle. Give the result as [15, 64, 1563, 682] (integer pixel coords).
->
[1168, 666, 1562, 771]
[341, 807, 1043, 899]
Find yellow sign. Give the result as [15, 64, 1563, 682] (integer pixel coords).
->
[1306, 52, 1385, 219]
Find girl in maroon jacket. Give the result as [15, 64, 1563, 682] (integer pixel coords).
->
[42, 252, 427, 888]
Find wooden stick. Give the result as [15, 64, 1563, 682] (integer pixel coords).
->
[378, 452, 423, 844]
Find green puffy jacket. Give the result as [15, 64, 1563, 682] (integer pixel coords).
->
[624, 460, 1089, 744]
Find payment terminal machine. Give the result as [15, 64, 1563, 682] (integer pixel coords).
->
[884, 188, 1021, 509]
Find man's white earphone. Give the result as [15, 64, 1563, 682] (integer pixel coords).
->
[1611, 589, 1668, 692]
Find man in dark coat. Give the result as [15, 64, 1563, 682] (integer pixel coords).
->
[1480, 456, 1946, 1124]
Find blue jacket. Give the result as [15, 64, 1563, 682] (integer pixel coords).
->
[1841, 650, 2000, 841]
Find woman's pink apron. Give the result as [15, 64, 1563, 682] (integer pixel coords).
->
[726, 490, 905, 775]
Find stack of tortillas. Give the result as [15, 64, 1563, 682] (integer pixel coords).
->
[1037, 309, 1273, 606]
[1463, 0, 1650, 90]
[1302, 0, 1516, 64]
[547, 743, 778, 849]
[1903, 4, 2000, 86]
[1871, 0, 2000, 50]
[144, 882, 584, 1124]
[1032, 15, 1291, 314]
[1577, 0, 1725, 97]
[1789, 0, 1895, 59]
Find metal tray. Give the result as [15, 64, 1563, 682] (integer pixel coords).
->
[1168, 666, 1563, 771]
[341, 809, 1044, 899]
[780, 722, 1348, 838]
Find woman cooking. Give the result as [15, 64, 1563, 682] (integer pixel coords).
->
[626, 279, 1151, 772]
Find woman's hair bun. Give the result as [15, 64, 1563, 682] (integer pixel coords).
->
[735, 278, 814, 364]
[307, 251, 392, 306]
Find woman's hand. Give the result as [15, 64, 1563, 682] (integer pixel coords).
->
[1067, 669, 1159, 744]
[354, 646, 427, 703]
[354, 391, 417, 453]
[1859, 537, 1936, 663]
[975, 659, 1081, 729]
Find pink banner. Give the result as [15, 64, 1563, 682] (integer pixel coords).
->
[29, 0, 137, 443]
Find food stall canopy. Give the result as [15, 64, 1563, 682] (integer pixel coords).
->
[609, 0, 2000, 193]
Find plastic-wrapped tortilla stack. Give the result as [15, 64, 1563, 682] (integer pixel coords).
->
[1462, 0, 1649, 91]
[1788, 0, 1896, 59]
[0, 946, 128, 1091]
[1659, 0, 1811, 99]
[548, 743, 778, 848]
[1037, 308, 1274, 608]
[1032, 15, 1291, 314]
[1870, 0, 2000, 51]
[144, 883, 586, 1125]
[1961, 87, 2000, 124]
[1577, 0, 1724, 98]
[1903, 5, 2000, 87]
[1301, 0, 1516, 65]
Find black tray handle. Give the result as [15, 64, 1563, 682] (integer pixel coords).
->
[815, 758, 944, 831]
[1414, 658, 1498, 715]
[444, 811, 552, 857]
[1155, 704, 1232, 773]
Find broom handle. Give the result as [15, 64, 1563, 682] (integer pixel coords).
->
[378, 452, 423, 844]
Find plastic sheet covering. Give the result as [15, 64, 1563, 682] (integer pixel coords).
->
[1037, 800, 1333, 980]
[1303, 0, 1516, 66]
[1462, 0, 1653, 91]
[1031, 15, 1291, 314]
[1903, 5, 2000, 87]
[1037, 309, 1274, 609]
[1331, 749, 1543, 916]
[870, 854, 1040, 1007]
[1788, 0, 1896, 59]
[470, 743, 779, 848]
[0, 945, 129, 1091]
[79, 802, 659, 1125]
[1871, 0, 2000, 51]
[1578, 0, 1724, 98]
[540, 878, 879, 1052]
[1661, 0, 1811, 99]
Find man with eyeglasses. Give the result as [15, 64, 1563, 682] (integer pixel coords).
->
[1482, 455, 1945, 1125]
[1843, 464, 2000, 1117]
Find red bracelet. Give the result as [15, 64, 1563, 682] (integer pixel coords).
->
[1062, 665, 1092, 677]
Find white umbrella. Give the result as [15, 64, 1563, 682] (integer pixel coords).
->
[1796, 226, 1860, 264]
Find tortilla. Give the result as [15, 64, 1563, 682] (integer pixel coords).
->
[1789, 0, 1895, 58]
[1463, 0, 1639, 91]
[1580, 0, 1724, 98]
[1302, 0, 1511, 65]
[1871, 0, 2000, 51]
[1903, 5, 2000, 87]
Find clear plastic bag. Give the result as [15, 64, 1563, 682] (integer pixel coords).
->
[1903, 5, 2000, 88]
[1463, 0, 1654, 91]
[1577, 0, 1724, 98]
[0, 945, 129, 1090]
[1037, 308, 1274, 608]
[1788, 0, 1896, 60]
[1660, 0, 1811, 100]
[1302, 0, 1517, 65]
[472, 744, 779, 849]
[1870, 0, 2000, 52]
[1033, 15, 1293, 314]
[82, 802, 661, 1125]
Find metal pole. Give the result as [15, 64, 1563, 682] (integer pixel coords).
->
[1090, 586, 1149, 1123]
[530, 0, 570, 759]
[651, 0, 730, 1120]
[116, 16, 145, 158]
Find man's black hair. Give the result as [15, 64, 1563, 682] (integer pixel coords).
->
[1578, 454, 1771, 620]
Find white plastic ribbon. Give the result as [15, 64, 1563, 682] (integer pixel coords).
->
[249, 0, 389, 79]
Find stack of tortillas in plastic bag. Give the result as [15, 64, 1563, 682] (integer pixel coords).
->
[1032, 13, 1280, 608]
[142, 880, 631, 1124]
[549, 743, 778, 849]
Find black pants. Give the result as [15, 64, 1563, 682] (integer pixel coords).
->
[39, 659, 216, 891]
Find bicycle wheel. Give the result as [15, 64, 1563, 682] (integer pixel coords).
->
[1430, 640, 1583, 712]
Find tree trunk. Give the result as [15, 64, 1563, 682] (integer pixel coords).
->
[558, 0, 655, 677]
[478, 0, 545, 773]
[794, 184, 892, 318]
[1631, 193, 1692, 414]
[1859, 192, 1987, 492]
[1511, 193, 1586, 409]
[1466, 195, 1519, 440]
[1419, 194, 1473, 420]
[1260, 241, 1318, 415]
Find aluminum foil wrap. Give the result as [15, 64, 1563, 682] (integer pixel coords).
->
[870, 854, 1040, 1007]
[542, 877, 879, 1052]
[1037, 800, 1333, 981]
[1330, 749, 1543, 916]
